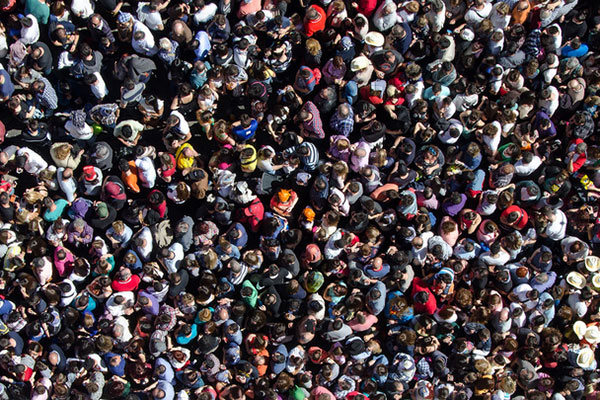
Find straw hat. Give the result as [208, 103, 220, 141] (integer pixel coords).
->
[350, 56, 370, 72]
[585, 325, 600, 344]
[365, 31, 384, 47]
[576, 347, 595, 369]
[574, 321, 587, 340]
[566, 271, 587, 289]
[585, 256, 600, 272]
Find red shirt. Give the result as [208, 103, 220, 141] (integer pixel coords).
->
[500, 205, 528, 230]
[112, 274, 141, 292]
[357, 0, 378, 17]
[569, 138, 587, 173]
[304, 5, 326, 37]
[411, 277, 437, 315]
[161, 154, 177, 178]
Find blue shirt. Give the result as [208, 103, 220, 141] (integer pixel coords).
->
[0, 69, 14, 100]
[176, 324, 198, 345]
[232, 119, 258, 141]
[561, 44, 589, 58]
[154, 358, 175, 384]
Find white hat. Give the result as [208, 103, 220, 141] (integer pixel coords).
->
[365, 31, 384, 47]
[585, 325, 600, 344]
[350, 56, 370, 72]
[576, 347, 595, 369]
[460, 28, 475, 41]
[566, 271, 587, 289]
[591, 273, 600, 291]
[585, 256, 600, 272]
[574, 321, 587, 340]
[401, 358, 415, 371]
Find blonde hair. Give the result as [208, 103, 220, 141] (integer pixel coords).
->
[306, 39, 321, 56]
[54, 144, 71, 160]
[112, 220, 125, 233]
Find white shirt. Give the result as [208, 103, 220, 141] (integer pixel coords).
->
[163, 242, 184, 274]
[324, 229, 345, 260]
[514, 156, 543, 176]
[426, 5, 446, 32]
[477, 190, 498, 216]
[134, 227, 153, 261]
[464, 3, 492, 27]
[538, 85, 560, 117]
[480, 250, 510, 266]
[411, 231, 434, 265]
[57, 51, 75, 70]
[567, 293, 588, 318]
[46, 218, 69, 244]
[483, 131, 501, 154]
[545, 209, 567, 241]
[453, 93, 478, 113]
[20, 14, 40, 45]
[17, 147, 48, 175]
[132, 21, 158, 56]
[57, 167, 78, 202]
[90, 72, 108, 100]
[65, 120, 94, 140]
[0, 32, 8, 59]
[490, 5, 510, 30]
[512, 283, 533, 302]
[113, 316, 133, 343]
[194, 3, 218, 25]
[488, 36, 504, 56]
[135, 157, 156, 189]
[71, 0, 95, 18]
[170, 110, 190, 135]
[137, 2, 163, 31]
[106, 292, 136, 316]
[545, 24, 563, 53]
[82, 167, 103, 196]
[436, 97, 456, 119]
[373, 1, 398, 32]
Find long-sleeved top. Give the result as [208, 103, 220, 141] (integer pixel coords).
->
[67, 223, 93, 245]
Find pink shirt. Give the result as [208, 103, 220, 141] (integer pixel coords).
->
[54, 246, 74, 277]
[348, 314, 378, 332]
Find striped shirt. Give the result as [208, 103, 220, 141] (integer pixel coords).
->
[298, 142, 320, 171]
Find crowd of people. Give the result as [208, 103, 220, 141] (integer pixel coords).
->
[0, 0, 600, 399]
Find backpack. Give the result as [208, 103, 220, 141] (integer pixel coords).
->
[238, 197, 264, 233]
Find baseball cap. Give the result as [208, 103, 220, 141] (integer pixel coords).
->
[83, 166, 98, 181]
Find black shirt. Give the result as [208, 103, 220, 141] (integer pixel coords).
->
[29, 42, 53, 74]
[89, 205, 117, 231]
[0, 204, 14, 222]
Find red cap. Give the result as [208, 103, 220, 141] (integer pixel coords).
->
[83, 165, 97, 181]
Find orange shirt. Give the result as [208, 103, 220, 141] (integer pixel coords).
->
[122, 161, 140, 193]
[511, 1, 531, 25]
